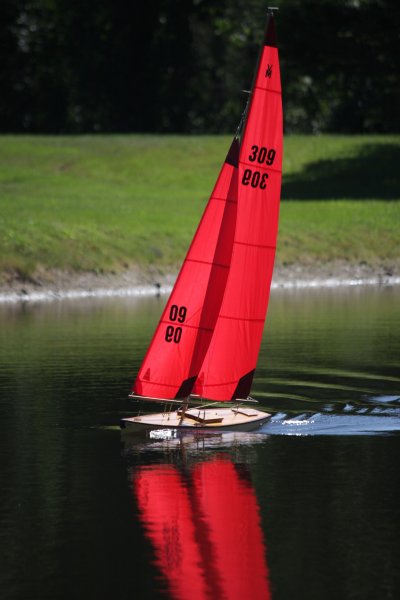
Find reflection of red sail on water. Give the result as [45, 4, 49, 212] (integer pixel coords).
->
[133, 457, 270, 600]
[134, 465, 209, 599]
[192, 460, 270, 600]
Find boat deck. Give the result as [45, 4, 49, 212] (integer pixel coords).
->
[121, 407, 271, 433]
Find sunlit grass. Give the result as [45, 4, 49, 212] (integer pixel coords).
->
[278, 200, 399, 265]
[0, 134, 399, 279]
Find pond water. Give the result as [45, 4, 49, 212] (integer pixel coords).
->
[0, 286, 399, 600]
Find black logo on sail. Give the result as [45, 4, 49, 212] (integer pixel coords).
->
[265, 64, 273, 78]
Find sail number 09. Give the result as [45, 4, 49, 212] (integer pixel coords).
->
[241, 145, 276, 189]
[165, 304, 187, 343]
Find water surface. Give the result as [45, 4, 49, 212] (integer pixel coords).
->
[0, 286, 399, 599]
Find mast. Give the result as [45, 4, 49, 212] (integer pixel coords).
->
[238, 6, 279, 144]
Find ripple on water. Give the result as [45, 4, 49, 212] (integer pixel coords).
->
[261, 410, 400, 436]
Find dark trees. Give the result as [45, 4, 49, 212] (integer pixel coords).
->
[0, 0, 399, 134]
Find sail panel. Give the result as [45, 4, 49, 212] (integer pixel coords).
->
[134, 262, 217, 399]
[256, 46, 281, 92]
[235, 172, 280, 249]
[194, 247, 277, 401]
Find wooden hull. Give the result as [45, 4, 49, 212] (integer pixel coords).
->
[120, 407, 271, 433]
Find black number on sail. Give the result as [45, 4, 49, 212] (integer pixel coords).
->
[165, 325, 183, 343]
[248, 145, 276, 165]
[169, 305, 187, 323]
[242, 169, 268, 189]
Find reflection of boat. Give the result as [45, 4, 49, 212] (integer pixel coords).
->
[121, 9, 282, 433]
[122, 429, 269, 465]
[132, 456, 271, 600]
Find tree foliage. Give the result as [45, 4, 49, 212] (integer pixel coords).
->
[0, 0, 399, 133]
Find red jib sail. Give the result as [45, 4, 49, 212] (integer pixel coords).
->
[193, 13, 282, 400]
[133, 140, 239, 399]
[133, 11, 282, 402]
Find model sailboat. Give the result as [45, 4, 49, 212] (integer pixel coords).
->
[121, 9, 282, 433]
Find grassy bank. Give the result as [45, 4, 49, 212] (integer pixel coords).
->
[0, 134, 399, 282]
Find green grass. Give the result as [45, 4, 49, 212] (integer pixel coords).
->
[0, 134, 399, 280]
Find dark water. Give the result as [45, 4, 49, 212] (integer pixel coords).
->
[0, 287, 399, 600]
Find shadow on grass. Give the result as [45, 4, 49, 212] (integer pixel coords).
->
[282, 143, 400, 200]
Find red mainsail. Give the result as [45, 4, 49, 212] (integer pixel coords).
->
[133, 140, 239, 399]
[193, 13, 282, 401]
[133, 12, 282, 402]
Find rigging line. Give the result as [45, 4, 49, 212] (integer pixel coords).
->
[235, 92, 251, 139]
[239, 15, 272, 142]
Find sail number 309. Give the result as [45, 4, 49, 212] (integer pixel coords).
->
[241, 145, 276, 189]
[242, 169, 268, 189]
[249, 145, 276, 165]
[165, 304, 187, 343]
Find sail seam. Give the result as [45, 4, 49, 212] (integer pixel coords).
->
[160, 320, 214, 333]
[137, 380, 182, 389]
[254, 85, 281, 95]
[219, 315, 265, 323]
[185, 258, 230, 269]
[239, 160, 282, 174]
[234, 240, 276, 250]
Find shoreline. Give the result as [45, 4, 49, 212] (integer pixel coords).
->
[1, 262, 399, 304]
